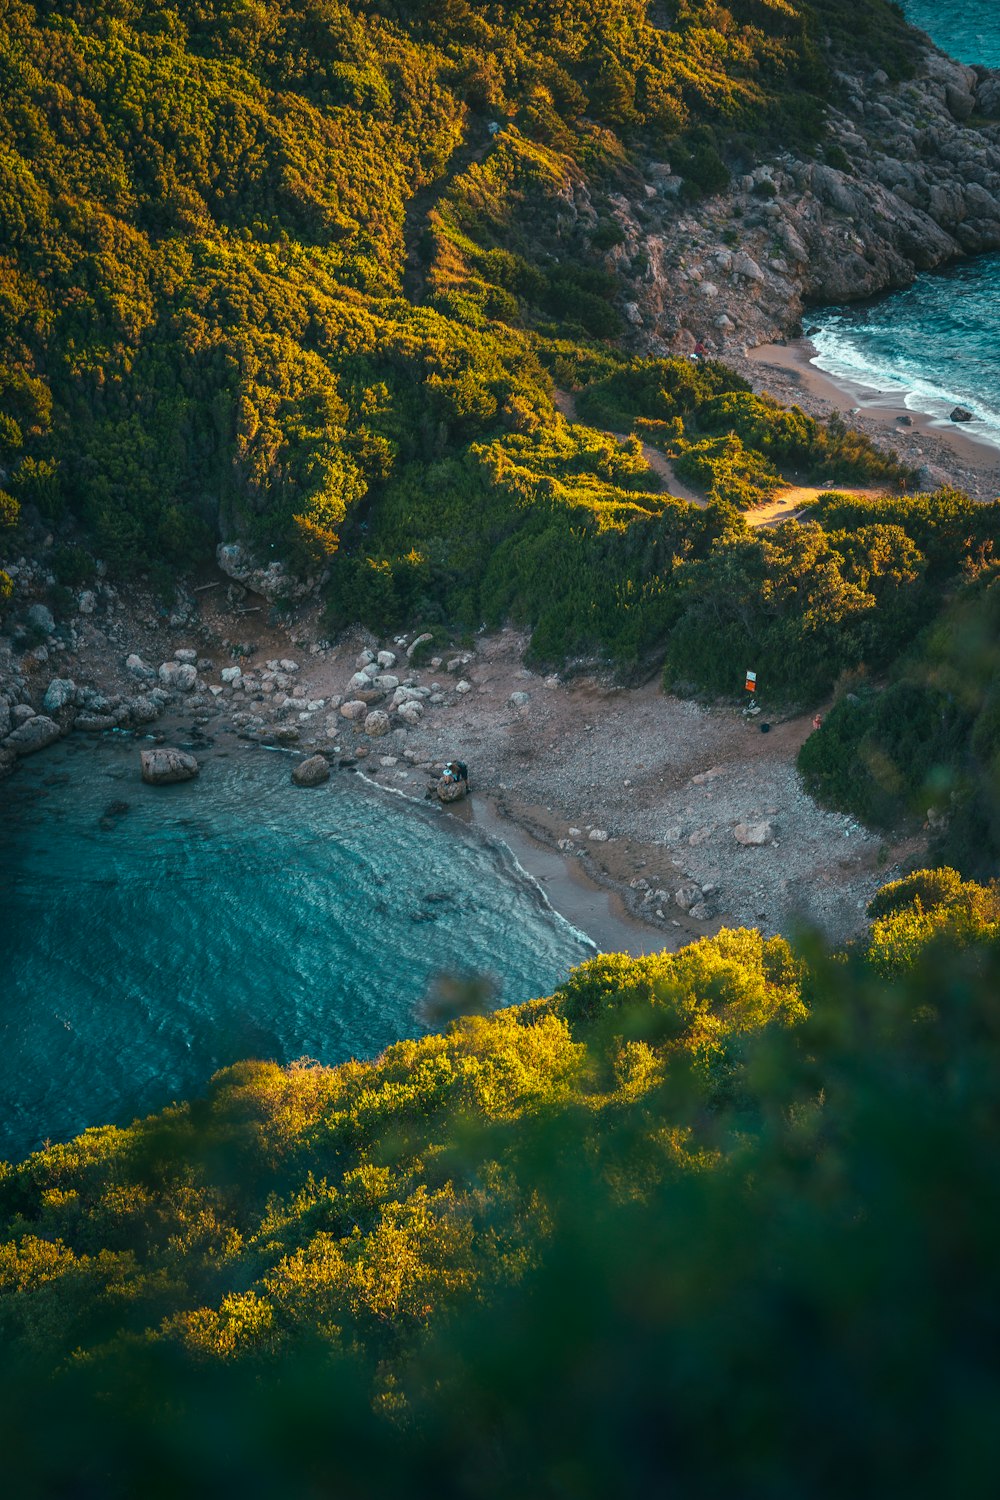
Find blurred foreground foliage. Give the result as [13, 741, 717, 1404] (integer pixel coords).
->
[2, 869, 1000, 1495]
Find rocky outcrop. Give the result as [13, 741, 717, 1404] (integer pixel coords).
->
[216, 542, 323, 602]
[609, 41, 1000, 355]
[4, 715, 61, 755]
[292, 754, 331, 787]
[140, 747, 199, 785]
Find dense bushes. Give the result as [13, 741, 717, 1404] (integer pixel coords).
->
[798, 572, 1000, 874]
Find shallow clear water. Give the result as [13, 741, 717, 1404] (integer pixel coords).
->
[812, 4, 1000, 441]
[1, 736, 592, 1162]
[811, 254, 1000, 442]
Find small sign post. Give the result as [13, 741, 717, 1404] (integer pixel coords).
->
[745, 669, 757, 694]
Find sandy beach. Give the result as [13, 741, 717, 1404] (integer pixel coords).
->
[9, 332, 993, 961]
[742, 339, 1000, 502]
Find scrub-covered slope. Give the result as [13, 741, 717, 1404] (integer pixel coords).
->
[1, 870, 999, 1496]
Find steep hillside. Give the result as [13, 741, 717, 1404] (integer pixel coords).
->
[0, 0, 937, 661]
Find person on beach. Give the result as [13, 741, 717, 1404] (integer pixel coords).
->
[445, 759, 470, 790]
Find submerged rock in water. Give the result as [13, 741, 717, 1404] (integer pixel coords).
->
[950, 405, 975, 422]
[292, 754, 330, 788]
[140, 747, 199, 785]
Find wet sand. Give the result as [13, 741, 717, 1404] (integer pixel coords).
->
[746, 340, 1000, 499]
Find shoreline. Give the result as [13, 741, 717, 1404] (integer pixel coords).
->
[743, 340, 1000, 500]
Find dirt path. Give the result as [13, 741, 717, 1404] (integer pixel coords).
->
[553, 389, 879, 518]
[553, 388, 706, 505]
[402, 126, 491, 303]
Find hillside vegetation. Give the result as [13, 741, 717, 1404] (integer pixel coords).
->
[1, 868, 999, 1494]
[0, 0, 935, 686]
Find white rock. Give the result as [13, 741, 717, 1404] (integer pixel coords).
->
[377, 651, 396, 669]
[221, 666, 242, 685]
[588, 828, 609, 842]
[373, 674, 399, 692]
[140, 746, 199, 785]
[279, 659, 299, 673]
[78, 590, 96, 615]
[397, 702, 423, 726]
[356, 649, 376, 669]
[406, 632, 433, 659]
[674, 883, 701, 911]
[509, 691, 530, 707]
[158, 661, 197, 691]
[455, 680, 472, 695]
[174, 648, 198, 664]
[733, 821, 773, 846]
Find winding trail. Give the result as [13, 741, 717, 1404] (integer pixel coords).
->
[552, 387, 878, 524]
[402, 126, 492, 304]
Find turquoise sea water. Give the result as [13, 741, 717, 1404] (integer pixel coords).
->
[1, 736, 592, 1162]
[902, 2, 1000, 68]
[812, 3, 1000, 441]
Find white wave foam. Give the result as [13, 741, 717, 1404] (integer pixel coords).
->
[810, 326, 1000, 448]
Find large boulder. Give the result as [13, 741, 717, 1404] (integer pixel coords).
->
[158, 661, 197, 691]
[292, 754, 331, 788]
[216, 542, 319, 603]
[4, 715, 61, 755]
[42, 678, 76, 712]
[125, 653, 156, 682]
[140, 747, 199, 785]
[436, 775, 467, 803]
[27, 603, 55, 635]
[363, 710, 391, 738]
[734, 821, 773, 846]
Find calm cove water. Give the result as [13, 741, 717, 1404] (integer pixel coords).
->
[812, 3, 1000, 442]
[1, 736, 592, 1162]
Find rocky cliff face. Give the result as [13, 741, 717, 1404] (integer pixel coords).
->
[606, 39, 1000, 356]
